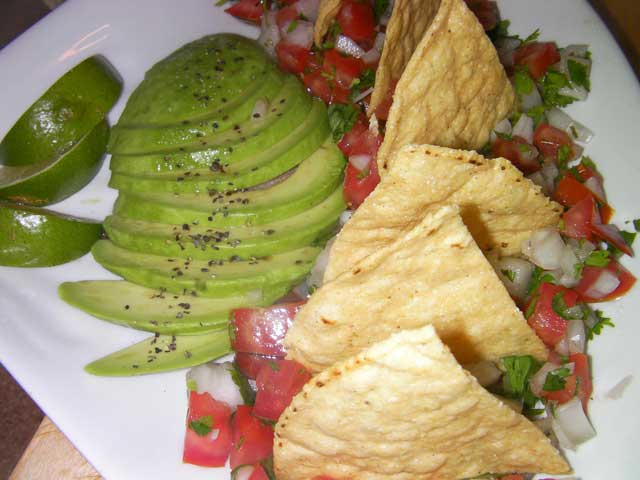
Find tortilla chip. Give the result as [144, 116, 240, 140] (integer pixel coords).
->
[324, 144, 562, 282]
[313, 0, 343, 47]
[284, 204, 548, 373]
[375, 0, 515, 173]
[275, 325, 570, 480]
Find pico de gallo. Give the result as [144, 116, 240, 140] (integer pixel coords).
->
[180, 0, 637, 477]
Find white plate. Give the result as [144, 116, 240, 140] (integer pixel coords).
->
[0, 0, 638, 478]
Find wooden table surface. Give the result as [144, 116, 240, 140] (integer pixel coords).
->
[6, 0, 640, 478]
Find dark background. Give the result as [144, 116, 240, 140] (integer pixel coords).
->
[0, 0, 637, 478]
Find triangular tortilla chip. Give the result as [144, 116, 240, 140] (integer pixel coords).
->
[275, 325, 570, 479]
[324, 144, 562, 282]
[375, 0, 515, 173]
[284, 204, 547, 373]
[313, 0, 343, 47]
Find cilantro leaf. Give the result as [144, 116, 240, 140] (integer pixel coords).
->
[189, 415, 214, 437]
[551, 291, 584, 320]
[502, 355, 542, 409]
[230, 363, 256, 406]
[543, 367, 571, 392]
[634, 219, 640, 232]
[286, 20, 298, 33]
[186, 378, 198, 392]
[373, 0, 390, 21]
[585, 250, 610, 267]
[526, 104, 547, 127]
[556, 144, 572, 170]
[322, 21, 342, 49]
[540, 70, 576, 108]
[501, 268, 516, 282]
[513, 69, 535, 96]
[327, 103, 359, 142]
[587, 309, 615, 340]
[526, 266, 555, 297]
[567, 59, 590, 91]
[350, 68, 375, 100]
[522, 29, 541, 45]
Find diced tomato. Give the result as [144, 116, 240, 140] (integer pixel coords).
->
[533, 123, 576, 162]
[275, 42, 311, 74]
[249, 464, 271, 480]
[526, 283, 576, 347]
[372, 79, 397, 121]
[231, 302, 305, 357]
[575, 258, 636, 302]
[491, 135, 541, 174]
[183, 391, 233, 467]
[323, 49, 366, 89]
[591, 222, 634, 256]
[225, 0, 264, 24]
[570, 353, 593, 410]
[464, 0, 499, 31]
[514, 42, 561, 80]
[343, 157, 380, 209]
[253, 359, 312, 421]
[554, 173, 594, 207]
[235, 352, 279, 380]
[303, 69, 333, 103]
[337, 120, 368, 157]
[561, 195, 598, 240]
[230, 405, 274, 469]
[276, 5, 299, 29]
[336, 0, 376, 47]
[543, 373, 577, 404]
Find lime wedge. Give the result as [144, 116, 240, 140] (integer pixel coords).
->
[0, 56, 122, 167]
[0, 203, 102, 267]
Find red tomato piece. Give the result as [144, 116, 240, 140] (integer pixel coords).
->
[337, 120, 368, 157]
[543, 373, 578, 404]
[276, 5, 299, 29]
[561, 195, 598, 240]
[336, 0, 376, 47]
[225, 0, 264, 24]
[554, 173, 594, 207]
[230, 405, 274, 469]
[302, 69, 333, 103]
[372, 79, 397, 121]
[343, 157, 380, 209]
[235, 352, 279, 380]
[533, 123, 576, 161]
[570, 352, 593, 410]
[591, 222, 634, 256]
[253, 359, 312, 421]
[575, 258, 636, 302]
[491, 135, 541, 174]
[514, 42, 561, 80]
[526, 283, 576, 347]
[231, 302, 305, 356]
[249, 464, 271, 480]
[183, 391, 233, 467]
[323, 48, 366, 89]
[275, 42, 311, 74]
[464, 0, 499, 31]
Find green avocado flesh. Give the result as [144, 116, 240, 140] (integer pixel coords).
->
[0, 204, 102, 267]
[85, 329, 231, 376]
[61, 34, 346, 375]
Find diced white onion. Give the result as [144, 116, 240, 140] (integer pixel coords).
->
[551, 397, 597, 450]
[559, 243, 580, 287]
[555, 337, 570, 356]
[534, 415, 553, 434]
[234, 465, 256, 480]
[512, 114, 534, 144]
[494, 257, 534, 300]
[251, 98, 269, 121]
[540, 160, 559, 194]
[348, 154, 371, 172]
[339, 209, 354, 227]
[530, 362, 561, 398]
[546, 107, 594, 143]
[352, 87, 374, 103]
[463, 361, 502, 387]
[605, 375, 633, 400]
[559, 84, 588, 101]
[308, 237, 335, 290]
[374, 32, 386, 52]
[567, 238, 596, 262]
[584, 176, 606, 202]
[294, 0, 320, 21]
[291, 280, 310, 299]
[526, 171, 546, 191]
[335, 34, 365, 58]
[522, 228, 566, 270]
[187, 362, 244, 410]
[490, 117, 513, 143]
[567, 320, 586, 354]
[585, 269, 620, 299]
[258, 11, 280, 57]
[519, 85, 543, 111]
[362, 47, 380, 64]
[379, 0, 394, 25]
[563, 44, 590, 58]
[496, 37, 521, 69]
[282, 20, 314, 49]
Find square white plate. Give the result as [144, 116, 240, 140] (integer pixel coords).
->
[1, 0, 639, 478]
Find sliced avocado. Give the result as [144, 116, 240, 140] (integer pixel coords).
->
[108, 68, 284, 153]
[115, 34, 274, 127]
[0, 204, 102, 267]
[59, 279, 292, 335]
[0, 119, 109, 206]
[0, 56, 121, 167]
[112, 140, 345, 226]
[108, 102, 330, 192]
[92, 240, 319, 296]
[109, 74, 310, 156]
[84, 329, 231, 376]
[104, 186, 345, 260]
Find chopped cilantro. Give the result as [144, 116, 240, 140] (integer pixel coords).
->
[585, 250, 610, 267]
[501, 269, 516, 282]
[490, 19, 512, 39]
[322, 21, 342, 49]
[513, 69, 535, 96]
[526, 104, 547, 127]
[522, 29, 541, 45]
[230, 363, 256, 406]
[567, 59, 590, 91]
[327, 103, 359, 142]
[543, 367, 571, 392]
[215, 0, 229, 5]
[189, 415, 213, 437]
[587, 309, 615, 340]
[357, 168, 371, 179]
[540, 70, 575, 108]
[186, 378, 198, 392]
[502, 355, 542, 409]
[551, 292, 584, 320]
[634, 219, 640, 232]
[494, 131, 513, 141]
[286, 20, 299, 33]
[581, 155, 598, 171]
[621, 230, 637, 247]
[556, 144, 572, 170]
[350, 68, 375, 99]
[526, 266, 555, 297]
[373, 0, 390, 21]
[268, 360, 281, 372]
[260, 457, 277, 480]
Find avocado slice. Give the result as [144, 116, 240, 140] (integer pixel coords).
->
[104, 186, 345, 261]
[112, 139, 345, 226]
[114, 34, 274, 127]
[92, 240, 319, 297]
[59, 279, 292, 335]
[84, 329, 231, 376]
[108, 100, 330, 192]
